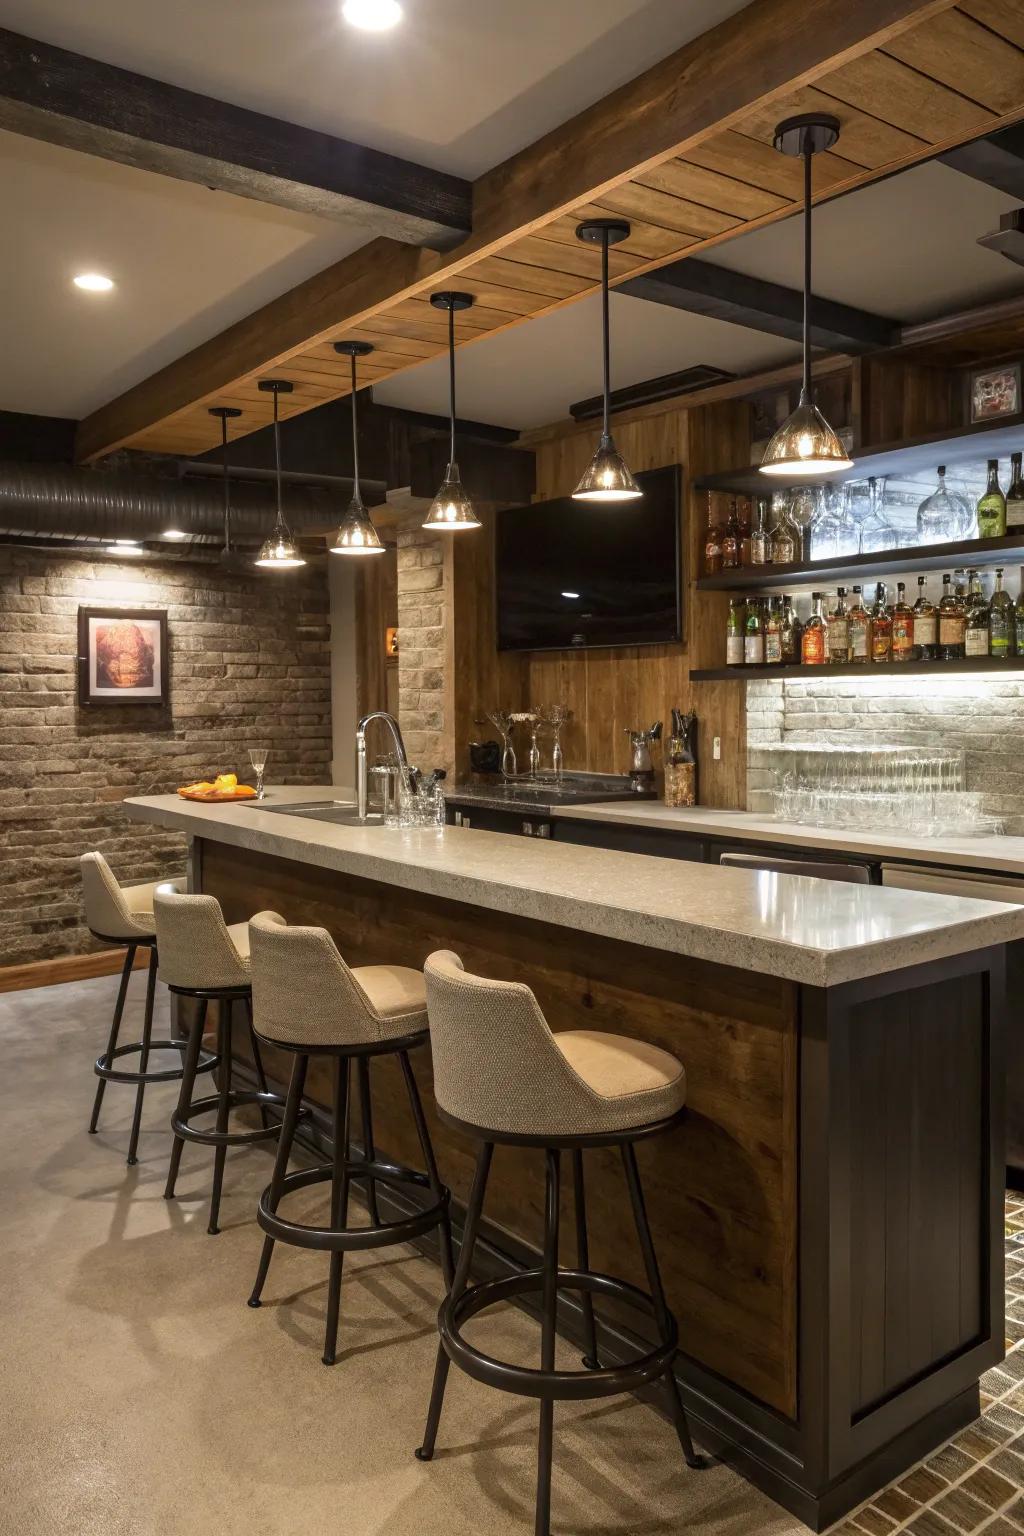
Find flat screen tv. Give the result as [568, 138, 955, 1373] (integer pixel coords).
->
[496, 464, 682, 652]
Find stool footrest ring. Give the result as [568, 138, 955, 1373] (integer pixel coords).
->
[94, 1040, 217, 1085]
[440, 1269, 678, 1402]
[256, 1161, 450, 1253]
[171, 1090, 295, 1146]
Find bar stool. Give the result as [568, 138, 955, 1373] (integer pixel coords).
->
[81, 852, 204, 1166]
[415, 950, 703, 1536]
[245, 913, 454, 1367]
[155, 889, 290, 1235]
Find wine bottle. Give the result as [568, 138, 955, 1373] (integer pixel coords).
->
[703, 493, 724, 575]
[1007, 453, 1024, 533]
[977, 459, 1007, 539]
[743, 598, 764, 664]
[726, 597, 744, 666]
[990, 567, 1013, 658]
[964, 572, 990, 657]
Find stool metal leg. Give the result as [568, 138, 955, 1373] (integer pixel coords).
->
[248, 1052, 308, 1308]
[399, 1050, 454, 1288]
[572, 1150, 600, 1369]
[536, 1148, 561, 1536]
[244, 996, 271, 1132]
[207, 999, 234, 1235]
[621, 1143, 702, 1470]
[164, 998, 207, 1200]
[323, 1057, 352, 1366]
[89, 943, 136, 1133]
[416, 1140, 493, 1462]
[357, 1057, 380, 1226]
[125, 948, 158, 1167]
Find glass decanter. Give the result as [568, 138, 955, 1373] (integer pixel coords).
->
[916, 465, 960, 545]
[857, 476, 898, 554]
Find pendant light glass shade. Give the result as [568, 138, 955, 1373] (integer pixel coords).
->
[759, 115, 853, 480]
[423, 292, 481, 532]
[254, 379, 306, 569]
[330, 342, 385, 554]
[572, 220, 641, 504]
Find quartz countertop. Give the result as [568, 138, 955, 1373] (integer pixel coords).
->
[123, 789, 1024, 989]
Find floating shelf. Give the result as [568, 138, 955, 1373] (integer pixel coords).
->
[696, 533, 1024, 591]
[694, 412, 1024, 496]
[691, 658, 1024, 681]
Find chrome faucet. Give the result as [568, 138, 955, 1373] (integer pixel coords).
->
[356, 711, 411, 821]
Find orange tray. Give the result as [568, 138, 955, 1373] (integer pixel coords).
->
[177, 788, 257, 802]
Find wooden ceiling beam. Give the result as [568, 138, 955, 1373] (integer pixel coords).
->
[75, 0, 966, 463]
[0, 27, 470, 245]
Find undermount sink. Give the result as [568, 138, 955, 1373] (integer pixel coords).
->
[243, 800, 385, 827]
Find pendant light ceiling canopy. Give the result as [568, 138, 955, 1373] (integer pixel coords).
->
[760, 114, 853, 479]
[330, 341, 385, 556]
[423, 292, 481, 532]
[572, 219, 642, 504]
[254, 380, 307, 568]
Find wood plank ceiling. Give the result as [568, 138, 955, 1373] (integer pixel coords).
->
[76, 0, 1024, 462]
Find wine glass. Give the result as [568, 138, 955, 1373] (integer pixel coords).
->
[540, 704, 572, 778]
[485, 709, 517, 778]
[512, 711, 542, 778]
[249, 746, 268, 800]
[788, 485, 819, 562]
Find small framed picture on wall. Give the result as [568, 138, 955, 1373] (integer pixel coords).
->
[78, 607, 169, 706]
[969, 362, 1022, 423]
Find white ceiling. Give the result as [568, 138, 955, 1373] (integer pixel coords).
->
[0, 0, 752, 178]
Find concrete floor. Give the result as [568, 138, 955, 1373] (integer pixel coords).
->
[0, 974, 871, 1534]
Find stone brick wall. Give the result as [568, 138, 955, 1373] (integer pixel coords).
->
[0, 546, 331, 965]
[747, 673, 1024, 833]
[395, 521, 451, 775]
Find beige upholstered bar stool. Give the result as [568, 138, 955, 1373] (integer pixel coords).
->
[415, 950, 703, 1536]
[155, 889, 290, 1235]
[81, 852, 202, 1166]
[246, 913, 453, 1368]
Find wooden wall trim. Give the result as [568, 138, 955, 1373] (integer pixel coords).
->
[0, 947, 147, 995]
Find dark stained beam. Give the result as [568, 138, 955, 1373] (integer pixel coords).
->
[941, 124, 1024, 201]
[619, 257, 899, 353]
[0, 27, 471, 248]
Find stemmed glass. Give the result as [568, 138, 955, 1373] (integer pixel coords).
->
[540, 704, 572, 778]
[248, 746, 268, 800]
[485, 710, 517, 778]
[787, 485, 819, 562]
[512, 711, 542, 778]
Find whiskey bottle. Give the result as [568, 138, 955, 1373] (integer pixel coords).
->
[738, 497, 753, 566]
[1007, 453, 1024, 533]
[870, 582, 892, 663]
[770, 496, 796, 564]
[977, 459, 1007, 539]
[938, 573, 966, 660]
[801, 593, 827, 666]
[990, 567, 1013, 658]
[913, 576, 937, 661]
[721, 499, 741, 568]
[892, 581, 915, 662]
[780, 595, 800, 663]
[743, 597, 764, 664]
[703, 493, 724, 575]
[828, 587, 850, 663]
[964, 572, 990, 657]
[765, 597, 783, 664]
[750, 498, 769, 565]
[848, 586, 870, 665]
[726, 597, 744, 666]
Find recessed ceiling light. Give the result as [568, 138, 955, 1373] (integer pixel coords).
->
[342, 0, 402, 30]
[74, 272, 115, 293]
[561, 590, 580, 599]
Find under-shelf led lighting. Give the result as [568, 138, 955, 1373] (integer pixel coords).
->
[161, 528, 188, 541]
[74, 272, 115, 293]
[561, 591, 580, 599]
[106, 540, 142, 556]
[342, 0, 402, 29]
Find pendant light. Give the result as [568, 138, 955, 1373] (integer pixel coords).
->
[208, 406, 245, 570]
[254, 379, 306, 568]
[422, 291, 481, 531]
[572, 219, 641, 503]
[330, 341, 385, 555]
[760, 114, 853, 478]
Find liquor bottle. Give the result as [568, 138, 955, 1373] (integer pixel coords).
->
[938, 573, 966, 660]
[848, 586, 870, 665]
[721, 499, 741, 568]
[870, 582, 892, 662]
[780, 595, 800, 663]
[743, 597, 764, 664]
[801, 593, 827, 665]
[977, 459, 1007, 539]
[1007, 453, 1024, 533]
[664, 708, 698, 808]
[913, 576, 937, 662]
[990, 567, 1013, 658]
[764, 597, 783, 665]
[892, 581, 915, 662]
[770, 496, 796, 564]
[703, 493, 724, 576]
[1015, 569, 1024, 656]
[828, 587, 850, 663]
[738, 497, 753, 566]
[964, 572, 990, 657]
[726, 597, 744, 666]
[750, 498, 769, 565]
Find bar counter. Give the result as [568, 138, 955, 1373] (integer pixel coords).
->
[125, 789, 1024, 1529]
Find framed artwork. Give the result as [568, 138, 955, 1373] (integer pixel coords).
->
[969, 362, 1022, 423]
[385, 626, 399, 659]
[78, 608, 169, 706]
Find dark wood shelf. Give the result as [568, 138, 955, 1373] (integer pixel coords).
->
[696, 533, 1024, 590]
[693, 412, 1024, 496]
[692, 657, 1024, 681]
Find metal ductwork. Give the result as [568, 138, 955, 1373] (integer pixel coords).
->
[0, 461, 382, 550]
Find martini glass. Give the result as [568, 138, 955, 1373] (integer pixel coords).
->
[249, 746, 268, 800]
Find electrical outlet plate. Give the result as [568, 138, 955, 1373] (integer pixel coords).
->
[713, 736, 722, 760]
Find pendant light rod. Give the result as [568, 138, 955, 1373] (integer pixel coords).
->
[448, 301, 457, 465]
[334, 340, 374, 501]
[208, 406, 242, 551]
[575, 218, 629, 444]
[257, 379, 294, 529]
[423, 291, 481, 531]
[330, 340, 384, 554]
[802, 139, 812, 403]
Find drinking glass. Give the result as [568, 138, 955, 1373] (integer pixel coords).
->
[788, 486, 819, 562]
[249, 747, 268, 800]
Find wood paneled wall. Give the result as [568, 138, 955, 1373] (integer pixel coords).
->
[355, 545, 397, 720]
